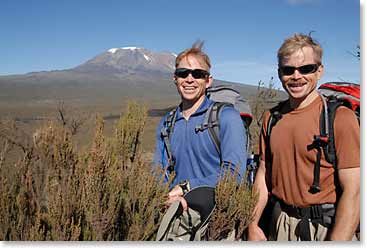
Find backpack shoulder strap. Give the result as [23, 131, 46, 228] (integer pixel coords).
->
[264, 100, 287, 193]
[307, 95, 341, 194]
[265, 100, 287, 157]
[195, 102, 233, 162]
[319, 95, 345, 167]
[161, 108, 178, 174]
[208, 102, 233, 158]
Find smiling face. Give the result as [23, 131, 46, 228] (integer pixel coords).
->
[278, 46, 324, 109]
[174, 54, 213, 109]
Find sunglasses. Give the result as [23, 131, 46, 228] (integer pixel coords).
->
[174, 68, 210, 79]
[279, 64, 320, 76]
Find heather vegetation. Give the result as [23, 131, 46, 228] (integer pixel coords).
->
[0, 102, 170, 240]
[0, 82, 279, 241]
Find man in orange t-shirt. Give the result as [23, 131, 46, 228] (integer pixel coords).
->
[247, 33, 360, 241]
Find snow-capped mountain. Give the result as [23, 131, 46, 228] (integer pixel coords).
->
[73, 47, 176, 76]
[0, 46, 261, 109]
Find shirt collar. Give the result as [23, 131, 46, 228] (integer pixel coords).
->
[176, 96, 213, 120]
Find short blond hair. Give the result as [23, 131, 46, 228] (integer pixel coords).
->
[278, 33, 323, 65]
[175, 41, 211, 70]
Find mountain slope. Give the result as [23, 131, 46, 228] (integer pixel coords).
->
[0, 46, 264, 111]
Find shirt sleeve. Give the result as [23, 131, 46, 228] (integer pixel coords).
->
[259, 111, 271, 162]
[334, 106, 360, 169]
[218, 106, 248, 182]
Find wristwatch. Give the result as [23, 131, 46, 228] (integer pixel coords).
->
[178, 181, 190, 194]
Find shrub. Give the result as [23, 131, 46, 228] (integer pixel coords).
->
[0, 100, 258, 241]
[207, 166, 258, 240]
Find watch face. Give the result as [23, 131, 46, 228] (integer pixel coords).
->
[179, 181, 189, 193]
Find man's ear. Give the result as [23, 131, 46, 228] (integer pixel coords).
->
[316, 64, 324, 80]
[206, 75, 213, 88]
[277, 68, 282, 81]
[173, 76, 178, 85]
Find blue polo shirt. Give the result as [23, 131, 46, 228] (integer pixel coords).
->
[153, 96, 248, 189]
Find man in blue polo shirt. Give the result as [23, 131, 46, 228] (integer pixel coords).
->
[153, 42, 247, 210]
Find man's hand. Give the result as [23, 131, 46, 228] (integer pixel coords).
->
[247, 224, 267, 241]
[165, 185, 188, 211]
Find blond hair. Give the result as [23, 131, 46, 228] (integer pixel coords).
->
[278, 33, 323, 65]
[175, 41, 211, 70]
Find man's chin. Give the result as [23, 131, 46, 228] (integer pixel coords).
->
[181, 93, 199, 102]
[287, 89, 308, 100]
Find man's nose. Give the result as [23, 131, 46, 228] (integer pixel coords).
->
[185, 73, 195, 81]
[292, 69, 303, 79]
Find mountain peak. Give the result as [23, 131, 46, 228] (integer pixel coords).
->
[108, 47, 142, 53]
[74, 47, 176, 76]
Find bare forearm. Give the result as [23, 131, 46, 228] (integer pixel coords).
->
[247, 162, 269, 241]
[249, 162, 268, 226]
[250, 184, 268, 226]
[329, 168, 360, 240]
[329, 190, 359, 240]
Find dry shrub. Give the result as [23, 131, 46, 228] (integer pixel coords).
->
[207, 166, 258, 240]
[0, 100, 259, 241]
[0, 119, 84, 240]
[0, 101, 169, 240]
[113, 102, 170, 240]
[81, 115, 115, 240]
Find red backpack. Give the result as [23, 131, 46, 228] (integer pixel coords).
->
[308, 82, 360, 193]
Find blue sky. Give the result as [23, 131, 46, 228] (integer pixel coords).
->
[0, 0, 361, 87]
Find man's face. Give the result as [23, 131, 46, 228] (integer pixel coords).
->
[174, 55, 213, 105]
[278, 47, 323, 102]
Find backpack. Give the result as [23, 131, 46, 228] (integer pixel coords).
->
[160, 85, 255, 183]
[266, 81, 360, 193]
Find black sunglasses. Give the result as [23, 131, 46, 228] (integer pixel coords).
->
[174, 68, 210, 79]
[279, 64, 320, 76]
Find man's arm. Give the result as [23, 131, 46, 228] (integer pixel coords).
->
[247, 160, 269, 241]
[153, 117, 172, 181]
[219, 107, 248, 181]
[329, 107, 360, 240]
[328, 167, 360, 240]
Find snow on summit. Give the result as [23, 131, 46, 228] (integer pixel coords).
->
[122, 46, 139, 50]
[108, 47, 141, 53]
[143, 54, 151, 61]
[107, 47, 151, 62]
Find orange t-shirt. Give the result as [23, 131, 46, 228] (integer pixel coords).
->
[260, 96, 360, 207]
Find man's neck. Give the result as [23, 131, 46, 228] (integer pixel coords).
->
[289, 90, 319, 110]
[181, 96, 206, 120]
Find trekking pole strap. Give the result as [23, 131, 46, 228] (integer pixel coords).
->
[307, 135, 329, 194]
